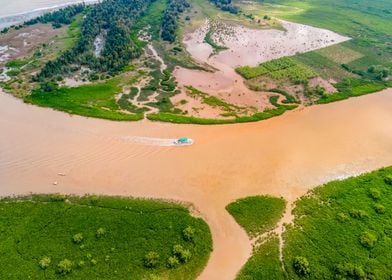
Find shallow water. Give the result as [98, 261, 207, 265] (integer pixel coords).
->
[0, 0, 97, 28]
[1, 89, 392, 279]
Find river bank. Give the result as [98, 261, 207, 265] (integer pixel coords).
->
[1, 88, 392, 279]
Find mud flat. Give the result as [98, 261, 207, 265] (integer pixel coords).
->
[1, 88, 392, 279]
[173, 19, 350, 114]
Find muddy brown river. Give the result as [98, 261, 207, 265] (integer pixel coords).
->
[1, 89, 392, 279]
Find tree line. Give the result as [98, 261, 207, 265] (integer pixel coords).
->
[25, 4, 86, 28]
[35, 0, 155, 82]
[161, 0, 190, 43]
[209, 0, 238, 14]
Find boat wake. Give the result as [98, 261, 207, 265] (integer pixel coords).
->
[120, 136, 193, 147]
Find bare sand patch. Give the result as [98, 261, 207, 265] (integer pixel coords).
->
[173, 19, 350, 115]
[309, 77, 337, 93]
[0, 24, 64, 67]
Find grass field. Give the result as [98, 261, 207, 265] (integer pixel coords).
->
[284, 167, 392, 279]
[0, 195, 212, 279]
[25, 78, 144, 121]
[318, 78, 386, 104]
[226, 196, 286, 238]
[236, 57, 316, 84]
[228, 167, 392, 279]
[236, 235, 285, 280]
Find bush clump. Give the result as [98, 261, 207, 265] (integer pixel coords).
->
[349, 209, 369, 219]
[172, 245, 192, 263]
[368, 188, 381, 200]
[359, 232, 377, 249]
[384, 175, 392, 185]
[57, 259, 73, 275]
[72, 233, 84, 244]
[293, 256, 310, 276]
[39, 256, 51, 270]
[336, 213, 349, 222]
[374, 203, 385, 214]
[144, 251, 160, 268]
[96, 227, 106, 238]
[335, 262, 366, 279]
[167, 256, 180, 268]
[182, 226, 196, 241]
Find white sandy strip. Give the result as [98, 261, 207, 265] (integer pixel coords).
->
[121, 136, 192, 147]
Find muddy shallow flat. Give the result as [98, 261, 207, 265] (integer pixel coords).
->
[1, 89, 392, 279]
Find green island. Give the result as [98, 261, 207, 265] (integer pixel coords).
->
[0, 0, 389, 124]
[227, 167, 392, 279]
[0, 195, 212, 279]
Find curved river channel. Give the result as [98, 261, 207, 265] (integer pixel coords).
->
[1, 89, 392, 279]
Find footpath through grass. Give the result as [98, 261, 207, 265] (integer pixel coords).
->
[0, 195, 212, 279]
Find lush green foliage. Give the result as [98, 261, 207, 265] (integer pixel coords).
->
[161, 0, 190, 43]
[283, 167, 392, 279]
[209, 0, 238, 14]
[318, 78, 386, 104]
[226, 195, 286, 237]
[236, 235, 285, 280]
[0, 195, 212, 279]
[24, 4, 85, 28]
[236, 65, 269, 79]
[204, 29, 228, 54]
[147, 101, 297, 124]
[236, 57, 316, 84]
[25, 80, 144, 121]
[36, 0, 154, 80]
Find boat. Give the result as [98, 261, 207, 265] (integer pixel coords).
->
[173, 137, 194, 146]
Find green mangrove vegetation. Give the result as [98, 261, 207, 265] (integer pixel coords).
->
[226, 196, 286, 237]
[0, 195, 212, 279]
[284, 167, 392, 279]
[229, 167, 392, 279]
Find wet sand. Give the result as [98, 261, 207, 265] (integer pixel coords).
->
[173, 19, 349, 112]
[1, 89, 392, 279]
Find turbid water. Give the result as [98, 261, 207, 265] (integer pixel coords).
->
[1, 88, 392, 279]
[0, 0, 98, 28]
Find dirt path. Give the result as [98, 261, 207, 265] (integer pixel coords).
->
[1, 89, 392, 279]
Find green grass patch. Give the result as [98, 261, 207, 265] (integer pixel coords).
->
[236, 235, 285, 280]
[204, 29, 228, 55]
[283, 166, 392, 279]
[318, 78, 386, 104]
[5, 59, 28, 68]
[236, 65, 269, 80]
[236, 57, 316, 83]
[147, 101, 297, 124]
[0, 194, 212, 279]
[226, 195, 286, 237]
[25, 79, 144, 121]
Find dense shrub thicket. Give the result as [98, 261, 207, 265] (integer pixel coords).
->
[24, 4, 86, 28]
[36, 0, 155, 81]
[209, 0, 238, 14]
[161, 0, 190, 43]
